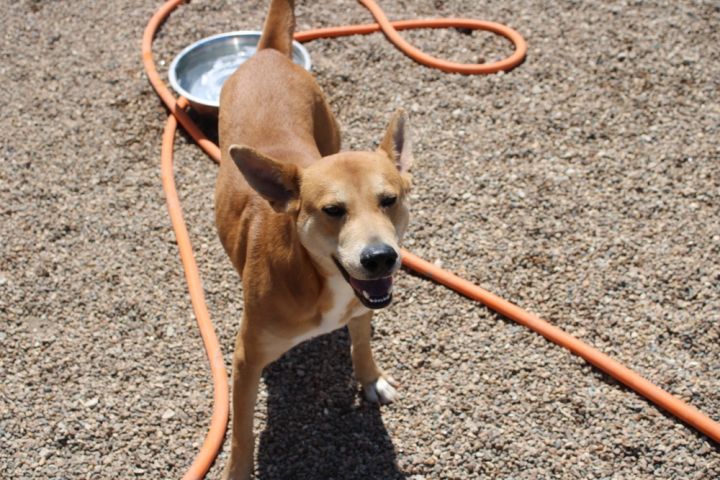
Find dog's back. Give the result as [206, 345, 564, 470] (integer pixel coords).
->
[216, 0, 340, 274]
[218, 0, 339, 165]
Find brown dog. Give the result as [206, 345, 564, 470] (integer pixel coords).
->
[216, 0, 413, 477]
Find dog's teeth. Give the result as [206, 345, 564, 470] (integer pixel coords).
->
[363, 290, 371, 300]
[367, 294, 390, 303]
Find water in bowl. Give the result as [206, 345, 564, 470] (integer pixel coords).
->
[183, 45, 256, 104]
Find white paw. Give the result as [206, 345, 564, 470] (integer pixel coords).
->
[363, 376, 398, 404]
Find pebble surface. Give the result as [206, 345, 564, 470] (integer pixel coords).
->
[1, 0, 718, 478]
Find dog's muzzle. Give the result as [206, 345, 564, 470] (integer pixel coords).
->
[333, 256, 395, 309]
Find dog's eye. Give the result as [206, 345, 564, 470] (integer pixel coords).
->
[380, 195, 397, 208]
[322, 205, 346, 217]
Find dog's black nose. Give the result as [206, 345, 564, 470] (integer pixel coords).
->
[360, 243, 398, 277]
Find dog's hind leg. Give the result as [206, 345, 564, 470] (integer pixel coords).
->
[348, 312, 399, 404]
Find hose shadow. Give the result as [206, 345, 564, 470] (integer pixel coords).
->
[256, 328, 407, 480]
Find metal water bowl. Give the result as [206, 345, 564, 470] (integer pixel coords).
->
[168, 31, 312, 116]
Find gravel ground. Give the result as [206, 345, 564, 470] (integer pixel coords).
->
[2, 0, 719, 478]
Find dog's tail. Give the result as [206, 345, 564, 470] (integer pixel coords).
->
[257, 0, 295, 56]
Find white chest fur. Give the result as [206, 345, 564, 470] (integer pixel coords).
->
[290, 275, 368, 346]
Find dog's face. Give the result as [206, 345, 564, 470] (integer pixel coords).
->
[296, 150, 410, 308]
[229, 110, 413, 309]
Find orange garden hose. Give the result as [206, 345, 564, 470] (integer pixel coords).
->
[142, 1, 719, 478]
[160, 96, 227, 480]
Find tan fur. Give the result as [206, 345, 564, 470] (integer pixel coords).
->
[215, 1, 413, 478]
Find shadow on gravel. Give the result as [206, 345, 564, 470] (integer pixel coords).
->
[256, 328, 406, 480]
[187, 109, 219, 145]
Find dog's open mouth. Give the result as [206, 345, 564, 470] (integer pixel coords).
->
[333, 257, 393, 309]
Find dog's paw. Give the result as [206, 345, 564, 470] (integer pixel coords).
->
[363, 375, 398, 404]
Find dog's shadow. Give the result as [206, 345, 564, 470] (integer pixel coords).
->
[256, 328, 406, 480]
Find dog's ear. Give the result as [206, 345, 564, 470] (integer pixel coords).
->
[378, 108, 413, 174]
[229, 145, 299, 213]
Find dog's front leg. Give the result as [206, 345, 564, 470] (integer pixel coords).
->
[348, 312, 398, 404]
[222, 331, 265, 480]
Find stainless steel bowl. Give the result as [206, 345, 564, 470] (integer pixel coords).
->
[168, 31, 312, 115]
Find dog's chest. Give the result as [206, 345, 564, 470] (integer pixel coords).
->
[291, 275, 367, 346]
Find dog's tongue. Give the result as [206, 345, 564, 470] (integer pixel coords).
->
[348, 276, 393, 297]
